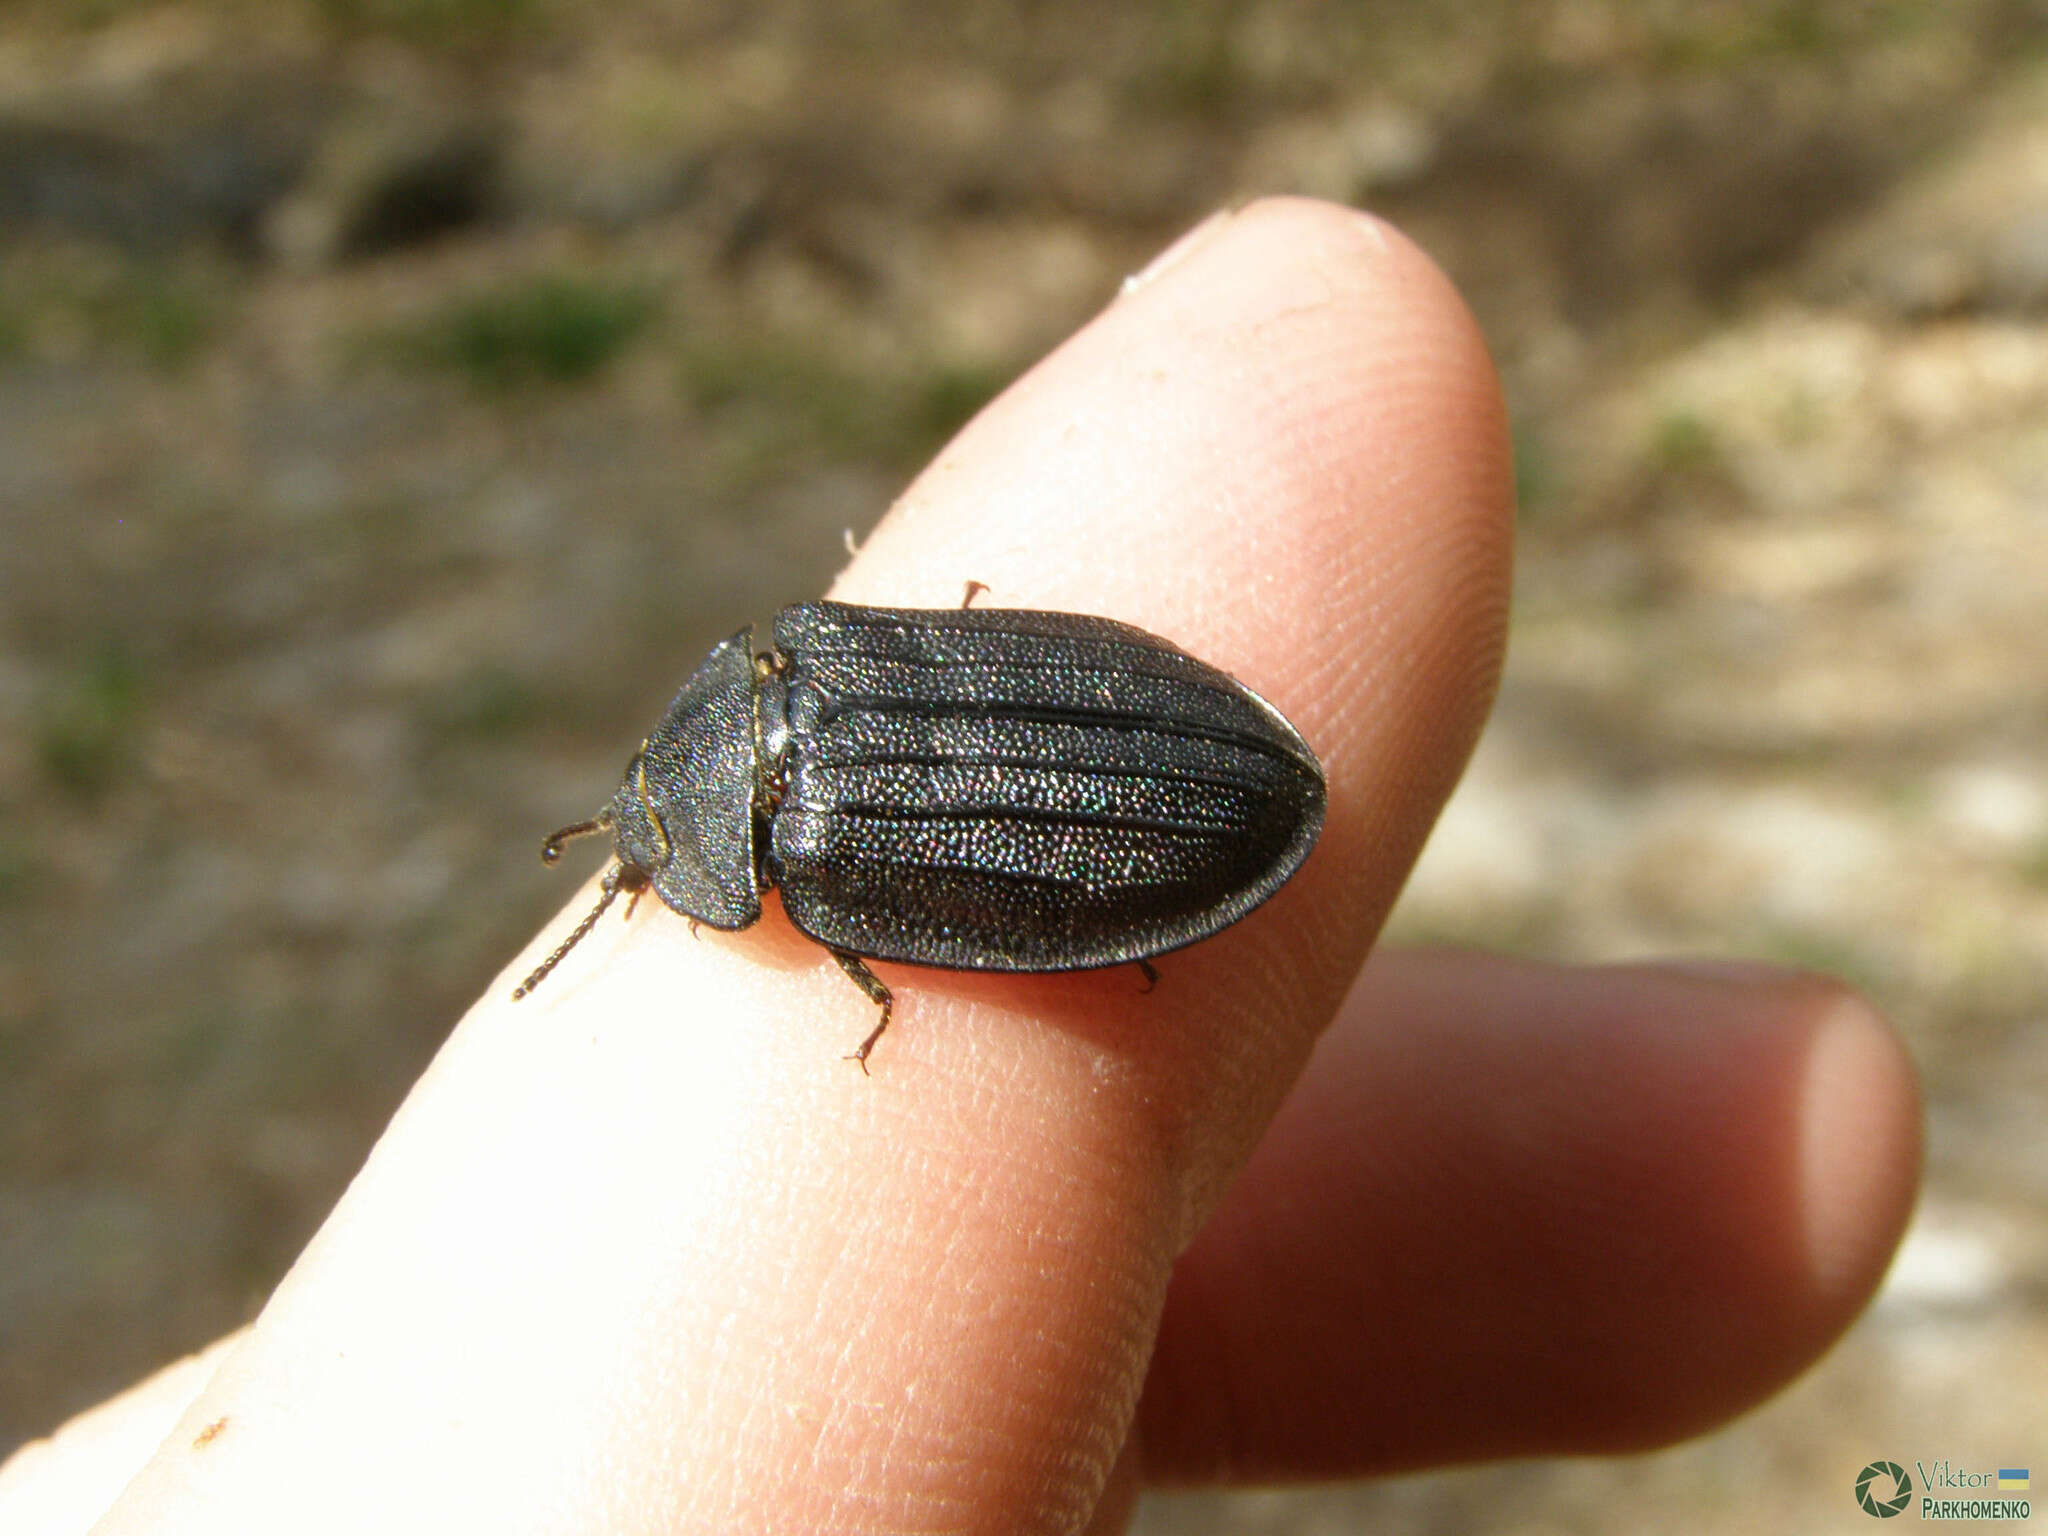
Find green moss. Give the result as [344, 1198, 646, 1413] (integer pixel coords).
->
[152, 1010, 239, 1087]
[1644, 0, 1943, 71]
[381, 273, 654, 389]
[1751, 924, 1878, 991]
[679, 334, 1006, 475]
[31, 0, 162, 26]
[0, 252, 223, 370]
[313, 0, 539, 44]
[1143, 0, 1246, 114]
[1511, 417, 1558, 521]
[1647, 407, 1722, 475]
[108, 269, 215, 370]
[422, 664, 537, 742]
[2018, 837, 2048, 892]
[36, 646, 143, 797]
[908, 362, 1005, 453]
[0, 293, 23, 360]
[0, 837, 35, 906]
[680, 336, 871, 450]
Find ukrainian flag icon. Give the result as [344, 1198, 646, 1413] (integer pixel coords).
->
[1998, 1469, 2028, 1491]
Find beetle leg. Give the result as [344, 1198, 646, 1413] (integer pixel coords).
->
[1135, 958, 1159, 992]
[960, 580, 989, 609]
[830, 950, 894, 1073]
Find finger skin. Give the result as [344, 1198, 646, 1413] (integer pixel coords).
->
[0, 1337, 236, 1536]
[7, 953, 1921, 1521]
[85, 199, 1512, 1535]
[1138, 950, 1924, 1481]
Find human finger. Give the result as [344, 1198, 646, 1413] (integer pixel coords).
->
[92, 198, 1512, 1535]
[1138, 950, 1922, 1480]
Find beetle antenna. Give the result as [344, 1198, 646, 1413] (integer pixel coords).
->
[512, 866, 626, 999]
[539, 817, 609, 864]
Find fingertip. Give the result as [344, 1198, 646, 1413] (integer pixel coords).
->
[1134, 953, 1930, 1479]
[1798, 989, 1923, 1311]
[832, 196, 1518, 1095]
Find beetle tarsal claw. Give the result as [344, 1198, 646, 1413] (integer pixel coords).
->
[831, 951, 894, 1071]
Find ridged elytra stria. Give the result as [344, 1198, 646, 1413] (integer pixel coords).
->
[513, 598, 1325, 1068]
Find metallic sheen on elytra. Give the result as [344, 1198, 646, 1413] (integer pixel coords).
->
[513, 600, 1326, 1067]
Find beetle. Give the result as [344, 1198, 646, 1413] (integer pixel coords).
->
[513, 599, 1325, 1067]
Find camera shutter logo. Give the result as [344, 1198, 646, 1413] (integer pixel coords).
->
[1855, 1461, 1913, 1518]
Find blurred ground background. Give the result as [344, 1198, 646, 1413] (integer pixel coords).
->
[2, 0, 2045, 1529]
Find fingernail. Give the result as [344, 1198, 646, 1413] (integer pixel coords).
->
[1121, 208, 1237, 297]
[1799, 992, 1922, 1300]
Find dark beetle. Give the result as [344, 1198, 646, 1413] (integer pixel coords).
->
[514, 600, 1325, 1066]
